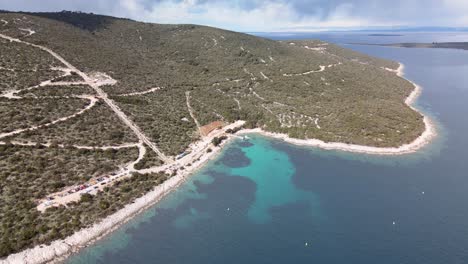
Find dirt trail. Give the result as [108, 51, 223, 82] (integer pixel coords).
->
[260, 71, 273, 82]
[37, 120, 245, 211]
[37, 141, 146, 211]
[0, 140, 140, 150]
[233, 98, 241, 110]
[97, 89, 170, 162]
[128, 142, 146, 170]
[0, 67, 82, 99]
[283, 62, 342, 77]
[283, 65, 326, 76]
[0, 32, 248, 215]
[19, 28, 35, 36]
[0, 96, 98, 139]
[0, 95, 97, 139]
[45, 81, 87, 86]
[139, 120, 245, 175]
[314, 118, 321, 129]
[249, 84, 266, 101]
[0, 33, 171, 163]
[116, 87, 161, 96]
[185, 91, 203, 137]
[1, 80, 86, 99]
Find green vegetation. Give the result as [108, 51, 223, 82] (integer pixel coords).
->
[0, 164, 165, 257]
[212, 136, 228, 146]
[17, 84, 93, 97]
[134, 148, 164, 169]
[0, 144, 138, 198]
[0, 97, 88, 134]
[226, 126, 243, 134]
[50, 71, 83, 82]
[0, 10, 427, 257]
[11, 101, 139, 146]
[0, 11, 424, 149]
[0, 144, 140, 257]
[0, 38, 61, 92]
[112, 90, 198, 155]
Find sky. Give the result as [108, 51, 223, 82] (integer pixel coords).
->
[1, 0, 468, 32]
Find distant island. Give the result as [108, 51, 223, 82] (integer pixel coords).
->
[368, 33, 404, 37]
[353, 42, 468, 51]
[0, 11, 433, 263]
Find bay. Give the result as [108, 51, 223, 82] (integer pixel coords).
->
[68, 32, 468, 264]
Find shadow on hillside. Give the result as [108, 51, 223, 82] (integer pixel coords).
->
[0, 10, 129, 31]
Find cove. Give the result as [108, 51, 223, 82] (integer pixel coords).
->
[68, 33, 468, 264]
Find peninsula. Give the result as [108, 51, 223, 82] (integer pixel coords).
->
[0, 11, 434, 263]
[353, 42, 468, 51]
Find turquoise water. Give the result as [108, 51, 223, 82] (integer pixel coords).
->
[69, 135, 331, 263]
[68, 34, 468, 264]
[220, 137, 319, 224]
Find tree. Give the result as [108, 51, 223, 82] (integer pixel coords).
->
[99, 200, 110, 209]
[212, 136, 228, 146]
[80, 193, 93, 203]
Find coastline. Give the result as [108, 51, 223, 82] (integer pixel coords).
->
[1, 63, 436, 263]
[1, 127, 238, 264]
[238, 63, 436, 156]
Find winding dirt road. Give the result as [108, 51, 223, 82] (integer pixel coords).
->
[0, 95, 98, 139]
[0, 33, 170, 163]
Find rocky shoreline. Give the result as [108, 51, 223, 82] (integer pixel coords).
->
[1, 63, 436, 264]
[238, 63, 436, 155]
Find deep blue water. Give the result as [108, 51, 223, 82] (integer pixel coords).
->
[255, 31, 468, 44]
[68, 33, 468, 264]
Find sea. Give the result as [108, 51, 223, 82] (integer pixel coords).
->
[67, 32, 468, 264]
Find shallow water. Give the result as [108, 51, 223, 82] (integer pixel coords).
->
[68, 33, 468, 264]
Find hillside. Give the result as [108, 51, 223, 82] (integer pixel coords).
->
[0, 11, 425, 258]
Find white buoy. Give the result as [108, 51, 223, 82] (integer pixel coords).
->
[227, 207, 230, 211]
[392, 221, 396, 225]
[422, 191, 425, 194]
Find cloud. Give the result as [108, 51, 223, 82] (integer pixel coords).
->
[1, 0, 467, 31]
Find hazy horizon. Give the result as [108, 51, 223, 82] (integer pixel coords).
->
[1, 0, 468, 32]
